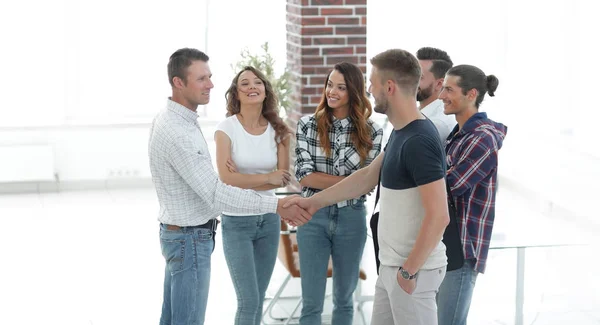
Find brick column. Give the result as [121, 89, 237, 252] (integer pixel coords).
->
[286, 0, 367, 116]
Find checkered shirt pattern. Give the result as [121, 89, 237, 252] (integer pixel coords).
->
[148, 99, 278, 226]
[295, 114, 383, 207]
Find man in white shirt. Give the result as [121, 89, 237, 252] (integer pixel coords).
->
[416, 47, 457, 142]
[148, 48, 310, 325]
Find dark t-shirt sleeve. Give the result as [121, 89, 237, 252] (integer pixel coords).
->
[403, 135, 445, 186]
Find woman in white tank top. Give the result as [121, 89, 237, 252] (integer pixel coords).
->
[214, 66, 292, 325]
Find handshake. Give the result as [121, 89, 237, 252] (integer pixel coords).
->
[276, 195, 319, 227]
[229, 160, 317, 226]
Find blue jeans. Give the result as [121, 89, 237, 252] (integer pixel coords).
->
[436, 259, 479, 325]
[222, 213, 280, 325]
[296, 202, 367, 325]
[159, 223, 215, 325]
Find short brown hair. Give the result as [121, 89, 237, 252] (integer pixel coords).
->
[416, 47, 453, 79]
[167, 48, 209, 87]
[370, 49, 421, 96]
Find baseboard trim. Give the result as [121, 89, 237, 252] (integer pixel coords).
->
[498, 174, 599, 231]
[0, 178, 153, 194]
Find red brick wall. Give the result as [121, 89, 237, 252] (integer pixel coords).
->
[286, 0, 367, 116]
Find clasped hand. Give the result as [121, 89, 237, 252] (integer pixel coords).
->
[277, 195, 320, 227]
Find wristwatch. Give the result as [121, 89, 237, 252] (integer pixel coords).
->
[398, 266, 418, 280]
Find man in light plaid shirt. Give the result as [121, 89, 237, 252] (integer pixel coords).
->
[148, 48, 311, 325]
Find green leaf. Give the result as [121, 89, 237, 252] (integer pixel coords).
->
[232, 42, 294, 119]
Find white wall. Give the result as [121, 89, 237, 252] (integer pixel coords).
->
[367, 0, 600, 222]
[2, 0, 599, 223]
[0, 0, 287, 185]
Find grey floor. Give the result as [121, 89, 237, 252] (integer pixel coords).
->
[0, 186, 598, 325]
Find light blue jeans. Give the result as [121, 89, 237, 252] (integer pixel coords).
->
[222, 213, 280, 325]
[296, 202, 367, 325]
[159, 223, 215, 325]
[436, 259, 479, 325]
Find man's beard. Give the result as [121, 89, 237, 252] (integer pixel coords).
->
[416, 83, 434, 102]
[373, 95, 389, 114]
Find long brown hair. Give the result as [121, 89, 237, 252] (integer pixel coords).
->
[315, 62, 373, 165]
[225, 66, 291, 142]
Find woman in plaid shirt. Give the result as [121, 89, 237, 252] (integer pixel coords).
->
[294, 62, 383, 325]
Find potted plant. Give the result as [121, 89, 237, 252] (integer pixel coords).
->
[231, 42, 293, 121]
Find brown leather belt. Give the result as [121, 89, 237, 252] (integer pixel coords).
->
[163, 219, 218, 232]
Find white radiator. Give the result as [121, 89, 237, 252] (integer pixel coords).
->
[0, 145, 56, 182]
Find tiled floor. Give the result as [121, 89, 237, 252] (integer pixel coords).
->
[0, 186, 597, 325]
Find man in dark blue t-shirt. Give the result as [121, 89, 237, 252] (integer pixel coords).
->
[285, 49, 450, 325]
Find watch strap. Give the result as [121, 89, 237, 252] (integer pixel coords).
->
[399, 266, 417, 280]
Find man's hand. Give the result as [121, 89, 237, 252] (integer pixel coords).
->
[282, 195, 320, 216]
[277, 195, 312, 226]
[397, 271, 417, 295]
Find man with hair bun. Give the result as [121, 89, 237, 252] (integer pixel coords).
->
[437, 64, 507, 325]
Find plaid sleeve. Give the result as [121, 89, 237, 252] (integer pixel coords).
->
[367, 121, 384, 164]
[294, 117, 315, 182]
[447, 132, 498, 197]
